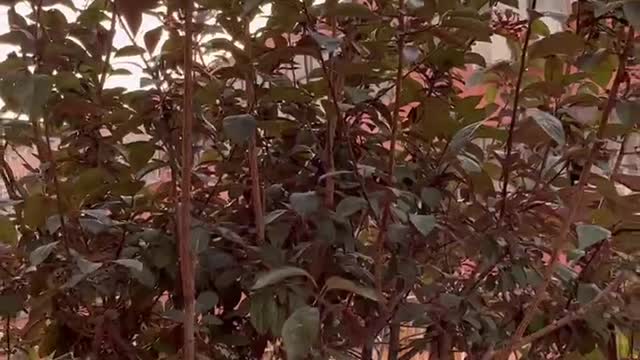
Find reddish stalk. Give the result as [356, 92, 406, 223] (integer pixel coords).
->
[324, 2, 339, 209]
[499, 0, 537, 221]
[178, 0, 196, 357]
[244, 18, 265, 245]
[387, 1, 405, 358]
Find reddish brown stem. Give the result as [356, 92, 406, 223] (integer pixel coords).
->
[244, 18, 265, 245]
[499, 0, 537, 221]
[387, 2, 405, 358]
[178, 0, 196, 358]
[324, 1, 339, 209]
[97, 1, 117, 98]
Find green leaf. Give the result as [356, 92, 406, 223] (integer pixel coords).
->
[554, 263, 578, 282]
[28, 75, 52, 118]
[623, 0, 640, 29]
[0, 294, 23, 316]
[8, 7, 28, 29]
[30, 241, 59, 267]
[527, 108, 565, 146]
[615, 100, 640, 127]
[252, 266, 315, 290]
[576, 224, 611, 249]
[126, 141, 155, 172]
[264, 209, 288, 225]
[420, 188, 442, 210]
[529, 31, 584, 59]
[143, 26, 163, 53]
[289, 192, 320, 217]
[131, 266, 155, 288]
[0, 216, 17, 246]
[76, 256, 102, 274]
[282, 306, 320, 360]
[531, 18, 550, 37]
[250, 291, 276, 334]
[23, 194, 49, 230]
[409, 214, 436, 237]
[439, 293, 462, 308]
[202, 314, 223, 326]
[113, 258, 144, 272]
[445, 121, 483, 159]
[322, 276, 382, 302]
[442, 16, 491, 42]
[114, 259, 155, 287]
[116, 0, 157, 35]
[191, 225, 210, 254]
[616, 329, 631, 360]
[544, 56, 563, 84]
[115, 45, 146, 57]
[310, 32, 341, 53]
[577, 283, 601, 304]
[196, 291, 219, 313]
[242, 0, 265, 15]
[222, 114, 257, 144]
[336, 196, 367, 218]
[111, 68, 132, 76]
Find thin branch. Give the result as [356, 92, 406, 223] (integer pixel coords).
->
[387, 1, 405, 358]
[42, 113, 70, 248]
[244, 18, 265, 245]
[5, 316, 10, 360]
[31, 0, 71, 251]
[324, 0, 339, 208]
[177, 0, 196, 358]
[499, 0, 538, 221]
[502, 26, 635, 359]
[612, 132, 630, 178]
[97, 1, 118, 98]
[490, 273, 626, 358]
[0, 147, 26, 200]
[387, 1, 405, 184]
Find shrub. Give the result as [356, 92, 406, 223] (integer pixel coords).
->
[0, 0, 638, 359]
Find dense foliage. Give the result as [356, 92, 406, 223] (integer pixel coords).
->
[0, 0, 639, 359]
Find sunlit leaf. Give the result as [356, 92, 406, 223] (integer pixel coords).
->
[576, 224, 611, 249]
